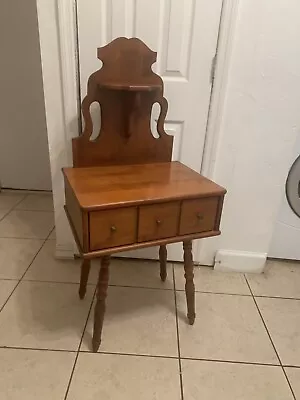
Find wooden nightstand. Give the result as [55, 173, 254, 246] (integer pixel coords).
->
[63, 37, 226, 352]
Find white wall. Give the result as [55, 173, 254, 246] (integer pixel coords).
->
[203, 0, 300, 272]
[0, 0, 51, 190]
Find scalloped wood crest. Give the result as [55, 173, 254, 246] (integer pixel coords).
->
[72, 37, 173, 167]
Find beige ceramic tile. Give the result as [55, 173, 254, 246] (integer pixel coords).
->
[0, 281, 94, 350]
[177, 292, 278, 364]
[108, 258, 174, 289]
[81, 286, 178, 356]
[0, 209, 9, 220]
[256, 297, 300, 366]
[16, 193, 54, 211]
[0, 348, 75, 400]
[67, 353, 181, 400]
[182, 360, 293, 400]
[247, 260, 300, 299]
[0, 191, 26, 210]
[48, 228, 56, 240]
[0, 280, 18, 308]
[24, 240, 98, 284]
[174, 264, 250, 295]
[0, 210, 54, 239]
[285, 367, 300, 399]
[0, 238, 43, 279]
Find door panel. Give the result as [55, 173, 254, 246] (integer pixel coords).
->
[77, 0, 222, 261]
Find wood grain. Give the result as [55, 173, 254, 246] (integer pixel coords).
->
[63, 161, 226, 210]
[64, 179, 83, 248]
[183, 240, 196, 325]
[93, 255, 110, 352]
[179, 197, 219, 236]
[138, 202, 180, 242]
[159, 245, 167, 282]
[72, 37, 173, 168]
[90, 207, 137, 251]
[78, 230, 221, 259]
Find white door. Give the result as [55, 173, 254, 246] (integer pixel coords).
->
[77, 0, 223, 261]
[269, 132, 300, 260]
[0, 0, 52, 190]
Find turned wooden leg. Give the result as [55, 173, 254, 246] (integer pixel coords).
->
[79, 259, 91, 299]
[159, 245, 167, 282]
[183, 240, 196, 325]
[92, 255, 110, 352]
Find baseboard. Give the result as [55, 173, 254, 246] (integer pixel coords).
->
[55, 243, 76, 259]
[214, 250, 267, 273]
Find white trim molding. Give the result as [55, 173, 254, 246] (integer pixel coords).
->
[198, 0, 240, 265]
[214, 250, 267, 274]
[36, 0, 78, 259]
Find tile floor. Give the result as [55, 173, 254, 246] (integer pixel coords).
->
[0, 190, 300, 399]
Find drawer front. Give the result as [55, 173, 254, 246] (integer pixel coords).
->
[179, 197, 219, 235]
[138, 202, 180, 242]
[90, 207, 137, 251]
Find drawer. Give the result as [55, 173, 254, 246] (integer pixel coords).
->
[89, 207, 137, 251]
[138, 202, 180, 242]
[179, 197, 219, 235]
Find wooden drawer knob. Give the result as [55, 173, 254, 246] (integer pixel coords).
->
[110, 225, 117, 233]
[156, 219, 162, 226]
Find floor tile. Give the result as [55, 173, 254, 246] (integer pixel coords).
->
[0, 209, 9, 220]
[24, 240, 97, 284]
[67, 353, 181, 400]
[247, 260, 300, 299]
[174, 264, 250, 295]
[0, 238, 43, 279]
[0, 191, 26, 210]
[0, 281, 94, 350]
[256, 297, 300, 366]
[182, 359, 293, 400]
[0, 280, 18, 308]
[0, 348, 75, 400]
[81, 286, 178, 356]
[0, 210, 54, 239]
[285, 367, 300, 398]
[177, 292, 278, 364]
[108, 258, 174, 289]
[16, 193, 54, 211]
[48, 228, 56, 240]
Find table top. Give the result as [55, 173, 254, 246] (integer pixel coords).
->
[63, 161, 226, 211]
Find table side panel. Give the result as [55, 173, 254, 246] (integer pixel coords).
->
[64, 179, 84, 249]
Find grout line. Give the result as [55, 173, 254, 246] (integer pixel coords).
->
[2, 343, 300, 369]
[0, 192, 28, 222]
[172, 265, 185, 400]
[0, 346, 76, 354]
[0, 236, 50, 240]
[245, 276, 296, 400]
[176, 289, 251, 297]
[255, 295, 300, 301]
[0, 228, 54, 315]
[283, 364, 300, 369]
[63, 285, 97, 400]
[21, 279, 96, 286]
[81, 350, 179, 360]
[0, 278, 20, 282]
[181, 356, 281, 367]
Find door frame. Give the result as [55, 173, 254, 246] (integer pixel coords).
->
[37, 0, 240, 263]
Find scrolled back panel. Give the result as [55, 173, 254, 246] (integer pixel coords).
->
[72, 38, 174, 168]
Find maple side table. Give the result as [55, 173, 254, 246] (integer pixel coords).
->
[63, 37, 226, 352]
